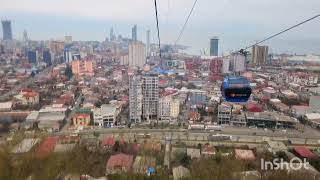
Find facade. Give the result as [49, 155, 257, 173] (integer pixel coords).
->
[218, 104, 232, 125]
[210, 37, 219, 56]
[129, 42, 146, 68]
[132, 25, 137, 41]
[246, 112, 297, 128]
[14, 90, 40, 106]
[64, 36, 72, 44]
[27, 50, 37, 64]
[63, 48, 73, 63]
[129, 75, 143, 123]
[142, 73, 159, 120]
[72, 114, 91, 128]
[209, 58, 223, 74]
[71, 60, 94, 77]
[1, 20, 13, 40]
[158, 96, 180, 121]
[230, 53, 245, 72]
[252, 45, 269, 66]
[93, 104, 119, 128]
[43, 50, 52, 65]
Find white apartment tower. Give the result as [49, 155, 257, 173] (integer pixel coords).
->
[129, 75, 143, 123]
[129, 41, 146, 68]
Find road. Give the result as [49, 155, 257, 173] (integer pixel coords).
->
[54, 125, 320, 146]
[61, 94, 83, 131]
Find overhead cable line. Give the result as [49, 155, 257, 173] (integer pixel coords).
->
[242, 14, 320, 51]
[154, 0, 162, 58]
[174, 0, 199, 45]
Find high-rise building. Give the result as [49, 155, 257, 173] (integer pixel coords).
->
[142, 73, 159, 120]
[43, 50, 52, 65]
[129, 42, 146, 68]
[27, 50, 37, 64]
[129, 75, 143, 123]
[210, 37, 219, 56]
[146, 30, 150, 57]
[23, 30, 28, 43]
[252, 45, 269, 66]
[132, 25, 137, 41]
[71, 60, 94, 76]
[64, 36, 72, 44]
[1, 20, 12, 40]
[110, 27, 115, 41]
[63, 48, 73, 63]
[230, 53, 245, 73]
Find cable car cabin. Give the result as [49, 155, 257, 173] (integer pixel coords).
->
[222, 76, 251, 103]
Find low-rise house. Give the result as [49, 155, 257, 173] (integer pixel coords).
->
[54, 143, 76, 153]
[72, 114, 91, 128]
[0, 101, 13, 112]
[172, 166, 191, 180]
[101, 136, 115, 149]
[106, 153, 134, 174]
[201, 145, 216, 156]
[12, 138, 39, 154]
[305, 113, 320, 128]
[235, 149, 255, 161]
[218, 103, 232, 125]
[37, 104, 67, 132]
[187, 148, 201, 159]
[132, 156, 156, 174]
[14, 89, 39, 106]
[293, 146, 316, 159]
[267, 141, 287, 153]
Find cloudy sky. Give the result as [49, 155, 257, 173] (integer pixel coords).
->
[1, 0, 319, 55]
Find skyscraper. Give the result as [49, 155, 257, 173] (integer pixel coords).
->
[129, 42, 146, 68]
[252, 45, 269, 66]
[129, 75, 143, 123]
[146, 30, 150, 57]
[63, 48, 73, 63]
[210, 37, 219, 56]
[132, 25, 137, 41]
[23, 30, 28, 43]
[142, 73, 159, 120]
[43, 50, 52, 65]
[1, 20, 13, 40]
[27, 50, 37, 64]
[110, 27, 115, 41]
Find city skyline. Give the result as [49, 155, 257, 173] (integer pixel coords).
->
[0, 0, 320, 55]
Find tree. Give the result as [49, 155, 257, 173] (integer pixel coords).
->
[64, 64, 73, 80]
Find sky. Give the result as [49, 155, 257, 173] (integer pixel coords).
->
[0, 0, 320, 55]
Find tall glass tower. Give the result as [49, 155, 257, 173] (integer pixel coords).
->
[132, 25, 137, 41]
[1, 20, 12, 40]
[210, 36, 219, 56]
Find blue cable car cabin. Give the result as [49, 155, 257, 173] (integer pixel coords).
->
[222, 76, 252, 103]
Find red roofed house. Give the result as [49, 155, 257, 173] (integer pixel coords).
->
[14, 89, 39, 106]
[102, 136, 115, 149]
[293, 146, 316, 159]
[246, 103, 262, 112]
[106, 153, 134, 174]
[201, 144, 216, 156]
[72, 114, 91, 128]
[36, 136, 59, 157]
[235, 149, 256, 161]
